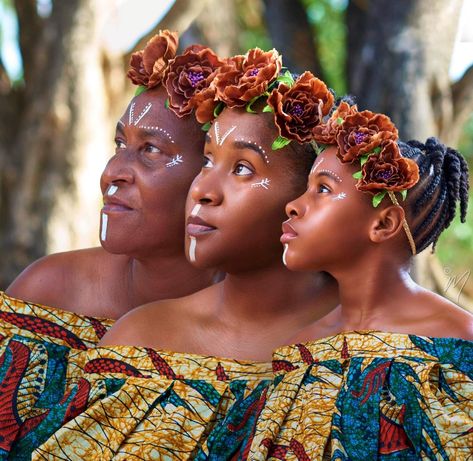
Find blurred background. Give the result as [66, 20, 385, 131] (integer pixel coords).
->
[0, 0, 472, 309]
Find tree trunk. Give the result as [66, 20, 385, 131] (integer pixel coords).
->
[263, 0, 323, 77]
[0, 0, 125, 288]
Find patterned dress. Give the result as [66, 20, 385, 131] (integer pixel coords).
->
[29, 346, 273, 460]
[0, 291, 114, 459]
[244, 331, 473, 461]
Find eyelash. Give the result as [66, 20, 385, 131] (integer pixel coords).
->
[115, 139, 126, 149]
[318, 184, 331, 193]
[144, 144, 161, 154]
[203, 156, 213, 168]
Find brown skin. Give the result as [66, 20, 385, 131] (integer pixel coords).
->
[100, 108, 339, 360]
[282, 146, 473, 342]
[6, 86, 216, 319]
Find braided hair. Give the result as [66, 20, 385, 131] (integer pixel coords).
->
[400, 137, 469, 252]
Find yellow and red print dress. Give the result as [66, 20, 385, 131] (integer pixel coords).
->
[246, 331, 473, 461]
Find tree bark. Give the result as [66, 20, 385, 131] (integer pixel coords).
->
[263, 0, 323, 77]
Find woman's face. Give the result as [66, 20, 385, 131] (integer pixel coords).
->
[185, 107, 308, 273]
[281, 147, 375, 272]
[99, 86, 204, 257]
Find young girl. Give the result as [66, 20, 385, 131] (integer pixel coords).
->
[245, 106, 472, 460]
[30, 52, 339, 459]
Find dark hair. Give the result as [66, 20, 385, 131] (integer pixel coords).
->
[400, 137, 469, 252]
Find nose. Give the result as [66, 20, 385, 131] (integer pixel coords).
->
[285, 194, 304, 219]
[189, 170, 223, 206]
[100, 152, 135, 193]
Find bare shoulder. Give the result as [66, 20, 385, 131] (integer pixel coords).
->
[99, 284, 219, 348]
[6, 247, 125, 311]
[417, 290, 473, 341]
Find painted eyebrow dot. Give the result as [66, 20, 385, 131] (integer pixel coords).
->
[235, 137, 270, 164]
[137, 126, 175, 143]
[318, 169, 342, 183]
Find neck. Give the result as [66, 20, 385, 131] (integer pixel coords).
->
[125, 251, 216, 312]
[330, 252, 416, 331]
[217, 262, 333, 325]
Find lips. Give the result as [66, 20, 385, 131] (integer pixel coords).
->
[102, 197, 133, 213]
[280, 220, 298, 244]
[186, 215, 216, 236]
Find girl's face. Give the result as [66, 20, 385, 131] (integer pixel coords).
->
[99, 86, 204, 257]
[281, 147, 375, 272]
[185, 107, 307, 273]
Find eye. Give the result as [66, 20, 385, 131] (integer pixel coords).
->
[115, 139, 126, 150]
[144, 144, 161, 154]
[318, 184, 331, 193]
[203, 155, 213, 168]
[234, 163, 254, 176]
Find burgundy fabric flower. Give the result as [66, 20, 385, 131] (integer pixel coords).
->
[312, 101, 358, 145]
[357, 140, 420, 192]
[127, 30, 178, 88]
[336, 111, 398, 163]
[214, 48, 282, 107]
[266, 71, 334, 143]
[164, 44, 225, 119]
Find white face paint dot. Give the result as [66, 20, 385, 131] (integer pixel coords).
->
[100, 213, 108, 241]
[189, 236, 197, 262]
[282, 244, 289, 266]
[107, 185, 118, 196]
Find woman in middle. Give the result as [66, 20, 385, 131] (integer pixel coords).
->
[33, 50, 339, 459]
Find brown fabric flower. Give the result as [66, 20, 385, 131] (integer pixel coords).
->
[127, 30, 178, 88]
[215, 48, 282, 107]
[266, 71, 334, 143]
[312, 101, 358, 144]
[164, 44, 225, 118]
[336, 111, 398, 163]
[357, 140, 420, 192]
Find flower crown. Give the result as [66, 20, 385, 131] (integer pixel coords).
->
[128, 36, 420, 254]
[313, 102, 420, 254]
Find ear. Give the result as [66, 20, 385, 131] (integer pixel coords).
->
[368, 205, 405, 244]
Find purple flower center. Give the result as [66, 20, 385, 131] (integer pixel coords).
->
[249, 68, 259, 77]
[354, 131, 368, 145]
[376, 170, 392, 180]
[291, 104, 304, 117]
[188, 71, 205, 87]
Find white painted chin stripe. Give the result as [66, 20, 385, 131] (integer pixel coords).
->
[100, 213, 108, 241]
[282, 243, 289, 266]
[189, 236, 197, 262]
[190, 204, 201, 217]
[107, 185, 118, 196]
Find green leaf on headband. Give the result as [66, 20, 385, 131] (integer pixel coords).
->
[213, 102, 224, 118]
[373, 146, 382, 154]
[246, 95, 261, 113]
[276, 70, 295, 86]
[313, 142, 326, 155]
[401, 189, 408, 201]
[164, 98, 170, 109]
[337, 117, 343, 124]
[272, 135, 291, 150]
[372, 191, 387, 207]
[352, 171, 362, 179]
[360, 155, 369, 166]
[135, 86, 147, 97]
[201, 122, 211, 132]
[262, 104, 273, 113]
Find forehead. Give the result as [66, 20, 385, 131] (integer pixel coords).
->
[120, 87, 179, 134]
[312, 147, 357, 180]
[210, 108, 278, 149]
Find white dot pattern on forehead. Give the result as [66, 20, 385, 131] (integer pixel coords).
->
[318, 169, 342, 183]
[235, 137, 269, 164]
[138, 126, 175, 143]
[128, 102, 135, 125]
